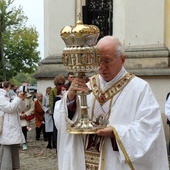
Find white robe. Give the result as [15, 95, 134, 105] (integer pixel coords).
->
[0, 89, 25, 145]
[54, 73, 169, 170]
[42, 94, 53, 132]
[165, 94, 170, 121]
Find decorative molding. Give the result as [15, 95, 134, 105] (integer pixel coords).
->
[34, 46, 170, 79]
[34, 55, 96, 79]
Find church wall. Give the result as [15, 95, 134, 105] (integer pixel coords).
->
[113, 0, 164, 47]
[125, 0, 164, 47]
[44, 0, 75, 58]
[41, 0, 170, 112]
[38, 0, 170, 144]
[144, 78, 170, 113]
[143, 78, 170, 144]
[37, 79, 54, 95]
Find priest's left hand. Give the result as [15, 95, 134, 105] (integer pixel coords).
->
[96, 126, 114, 138]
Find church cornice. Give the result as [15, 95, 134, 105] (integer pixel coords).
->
[34, 47, 170, 79]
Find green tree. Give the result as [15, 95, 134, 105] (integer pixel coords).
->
[4, 27, 40, 79]
[10, 72, 37, 86]
[0, 0, 41, 80]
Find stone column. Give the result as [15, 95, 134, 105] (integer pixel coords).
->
[165, 0, 170, 49]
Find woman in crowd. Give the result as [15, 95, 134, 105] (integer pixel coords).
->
[49, 75, 65, 148]
[19, 86, 34, 150]
[53, 84, 67, 110]
[49, 75, 66, 112]
[42, 86, 53, 149]
[0, 81, 26, 170]
[34, 93, 46, 140]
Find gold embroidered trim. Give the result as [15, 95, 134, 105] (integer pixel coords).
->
[100, 140, 105, 170]
[85, 148, 100, 170]
[90, 73, 135, 106]
[86, 73, 135, 169]
[111, 126, 135, 170]
[88, 99, 112, 170]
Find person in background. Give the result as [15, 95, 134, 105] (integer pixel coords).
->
[53, 85, 67, 111]
[54, 36, 169, 170]
[53, 84, 67, 152]
[49, 75, 66, 112]
[0, 81, 26, 170]
[19, 86, 34, 150]
[32, 89, 37, 101]
[65, 72, 75, 90]
[34, 93, 46, 141]
[49, 75, 65, 148]
[9, 83, 17, 100]
[13, 85, 18, 93]
[42, 86, 53, 149]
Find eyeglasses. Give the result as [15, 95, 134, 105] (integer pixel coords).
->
[99, 59, 114, 65]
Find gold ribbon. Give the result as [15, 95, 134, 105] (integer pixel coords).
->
[111, 126, 135, 170]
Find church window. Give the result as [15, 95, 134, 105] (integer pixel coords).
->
[82, 0, 113, 39]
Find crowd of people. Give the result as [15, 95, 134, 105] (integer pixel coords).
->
[0, 81, 26, 170]
[0, 35, 169, 170]
[0, 72, 75, 169]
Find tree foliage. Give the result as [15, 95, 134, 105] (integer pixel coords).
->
[4, 27, 40, 78]
[0, 0, 41, 81]
[10, 72, 37, 86]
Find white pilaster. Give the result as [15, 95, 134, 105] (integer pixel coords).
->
[113, 0, 164, 47]
[44, 0, 75, 58]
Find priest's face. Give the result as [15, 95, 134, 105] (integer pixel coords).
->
[97, 38, 125, 82]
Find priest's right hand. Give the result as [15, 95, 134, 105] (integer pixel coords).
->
[67, 77, 88, 101]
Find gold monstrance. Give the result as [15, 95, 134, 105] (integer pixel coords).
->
[60, 19, 105, 134]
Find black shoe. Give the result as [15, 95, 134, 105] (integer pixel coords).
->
[36, 138, 40, 140]
[53, 144, 56, 149]
[47, 144, 52, 149]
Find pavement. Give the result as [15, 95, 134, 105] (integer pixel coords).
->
[19, 120, 58, 170]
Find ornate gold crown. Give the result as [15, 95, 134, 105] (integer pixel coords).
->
[60, 20, 102, 134]
[60, 20, 100, 47]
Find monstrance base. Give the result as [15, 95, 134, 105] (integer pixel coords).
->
[67, 119, 105, 134]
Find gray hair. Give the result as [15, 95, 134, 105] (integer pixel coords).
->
[97, 35, 125, 58]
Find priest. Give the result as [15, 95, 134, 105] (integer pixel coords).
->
[54, 36, 169, 170]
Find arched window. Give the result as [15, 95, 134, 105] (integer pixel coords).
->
[82, 0, 113, 39]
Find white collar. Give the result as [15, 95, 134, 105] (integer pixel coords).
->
[99, 67, 127, 91]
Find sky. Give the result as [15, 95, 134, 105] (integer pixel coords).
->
[12, 0, 44, 59]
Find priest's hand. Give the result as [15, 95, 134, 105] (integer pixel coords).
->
[67, 77, 89, 101]
[96, 126, 115, 138]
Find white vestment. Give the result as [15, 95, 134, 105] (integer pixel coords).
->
[42, 94, 53, 132]
[165, 94, 170, 121]
[54, 69, 169, 170]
